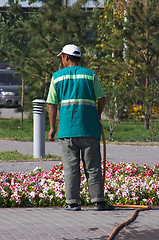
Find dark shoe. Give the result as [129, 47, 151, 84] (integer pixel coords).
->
[94, 201, 115, 211]
[64, 204, 81, 211]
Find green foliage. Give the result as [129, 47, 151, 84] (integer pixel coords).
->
[124, 0, 159, 104]
[124, 0, 159, 132]
[0, 0, 95, 112]
[90, 0, 159, 138]
[1, 0, 159, 137]
[87, 0, 134, 139]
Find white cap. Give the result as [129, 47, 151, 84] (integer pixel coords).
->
[57, 44, 81, 57]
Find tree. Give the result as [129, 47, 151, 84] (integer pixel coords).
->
[90, 0, 159, 140]
[0, 0, 97, 114]
[87, 0, 134, 140]
[123, 0, 159, 130]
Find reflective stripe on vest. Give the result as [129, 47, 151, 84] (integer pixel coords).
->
[54, 74, 94, 84]
[60, 99, 96, 107]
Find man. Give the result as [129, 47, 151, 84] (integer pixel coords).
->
[47, 44, 115, 211]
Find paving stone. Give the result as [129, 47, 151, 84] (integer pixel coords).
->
[0, 207, 158, 239]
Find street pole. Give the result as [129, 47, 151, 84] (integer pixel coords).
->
[32, 99, 46, 158]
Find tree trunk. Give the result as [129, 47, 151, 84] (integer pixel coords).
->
[144, 107, 150, 130]
[21, 78, 24, 124]
[144, 73, 150, 129]
[65, 0, 68, 7]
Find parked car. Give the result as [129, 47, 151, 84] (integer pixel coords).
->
[0, 68, 22, 108]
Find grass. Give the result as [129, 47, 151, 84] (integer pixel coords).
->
[0, 118, 158, 143]
[101, 119, 158, 143]
[0, 150, 61, 161]
[0, 118, 158, 162]
[0, 118, 33, 141]
[0, 118, 56, 141]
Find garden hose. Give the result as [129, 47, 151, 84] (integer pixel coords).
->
[101, 127, 106, 184]
[101, 127, 152, 240]
[107, 205, 152, 240]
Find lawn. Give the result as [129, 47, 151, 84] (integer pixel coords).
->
[0, 150, 61, 161]
[0, 118, 157, 143]
[0, 118, 52, 141]
[101, 119, 155, 143]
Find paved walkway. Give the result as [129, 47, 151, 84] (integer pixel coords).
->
[0, 206, 158, 240]
[0, 141, 159, 239]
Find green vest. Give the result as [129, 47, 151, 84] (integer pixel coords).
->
[53, 66, 102, 139]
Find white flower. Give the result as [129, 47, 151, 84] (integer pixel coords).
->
[33, 166, 42, 173]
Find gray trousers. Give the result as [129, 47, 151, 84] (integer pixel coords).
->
[60, 137, 105, 204]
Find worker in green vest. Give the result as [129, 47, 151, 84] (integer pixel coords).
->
[47, 44, 115, 211]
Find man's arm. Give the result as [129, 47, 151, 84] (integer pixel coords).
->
[98, 97, 106, 121]
[48, 103, 58, 141]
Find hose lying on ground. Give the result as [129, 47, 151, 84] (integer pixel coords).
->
[107, 205, 152, 240]
[101, 128, 152, 240]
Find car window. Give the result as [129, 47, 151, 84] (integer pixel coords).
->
[0, 73, 21, 85]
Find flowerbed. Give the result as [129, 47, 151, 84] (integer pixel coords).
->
[0, 161, 159, 207]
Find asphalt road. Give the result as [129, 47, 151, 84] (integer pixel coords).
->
[0, 140, 159, 173]
[0, 108, 159, 172]
[0, 107, 29, 119]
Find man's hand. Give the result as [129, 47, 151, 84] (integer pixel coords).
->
[48, 104, 58, 141]
[48, 128, 56, 141]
